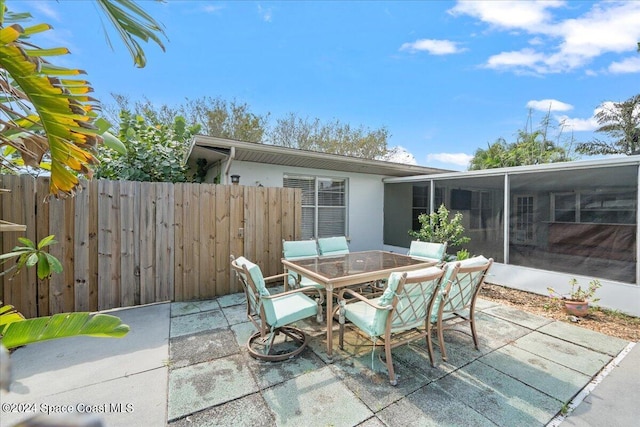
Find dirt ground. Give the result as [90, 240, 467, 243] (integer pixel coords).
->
[479, 283, 640, 342]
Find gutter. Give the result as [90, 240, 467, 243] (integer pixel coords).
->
[223, 146, 235, 184]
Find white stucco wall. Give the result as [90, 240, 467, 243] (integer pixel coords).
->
[223, 161, 386, 252]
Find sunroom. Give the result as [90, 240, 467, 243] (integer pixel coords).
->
[383, 156, 640, 317]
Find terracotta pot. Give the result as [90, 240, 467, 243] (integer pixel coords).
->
[564, 300, 589, 317]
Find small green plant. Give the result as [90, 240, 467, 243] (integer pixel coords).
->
[0, 235, 62, 280]
[548, 278, 601, 303]
[409, 204, 471, 249]
[455, 249, 470, 261]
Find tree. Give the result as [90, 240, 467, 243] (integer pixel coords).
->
[268, 113, 389, 159]
[575, 94, 640, 156]
[468, 112, 573, 170]
[0, 0, 166, 197]
[94, 109, 200, 182]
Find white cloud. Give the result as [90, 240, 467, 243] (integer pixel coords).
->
[400, 39, 465, 55]
[609, 56, 640, 74]
[202, 5, 225, 14]
[527, 99, 573, 112]
[556, 115, 599, 132]
[30, 1, 61, 21]
[452, 1, 640, 74]
[258, 5, 273, 22]
[427, 153, 473, 167]
[449, 0, 564, 31]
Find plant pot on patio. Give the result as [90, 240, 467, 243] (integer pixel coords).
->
[564, 300, 590, 317]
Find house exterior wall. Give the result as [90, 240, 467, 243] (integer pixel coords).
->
[211, 160, 386, 252]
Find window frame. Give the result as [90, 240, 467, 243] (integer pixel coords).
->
[283, 174, 349, 239]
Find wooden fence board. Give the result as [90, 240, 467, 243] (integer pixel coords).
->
[74, 180, 90, 311]
[119, 181, 137, 307]
[36, 177, 51, 315]
[140, 183, 156, 304]
[215, 185, 230, 296]
[198, 184, 216, 298]
[182, 184, 200, 300]
[229, 184, 244, 294]
[88, 179, 98, 311]
[156, 182, 174, 301]
[267, 187, 281, 277]
[173, 183, 184, 301]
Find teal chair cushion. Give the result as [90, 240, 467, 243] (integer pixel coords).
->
[408, 241, 446, 262]
[283, 240, 322, 289]
[270, 293, 319, 328]
[317, 236, 349, 256]
[235, 257, 270, 297]
[283, 240, 318, 259]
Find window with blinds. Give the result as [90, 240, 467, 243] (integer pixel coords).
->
[283, 175, 347, 239]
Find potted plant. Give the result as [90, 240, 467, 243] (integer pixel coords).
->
[548, 278, 601, 317]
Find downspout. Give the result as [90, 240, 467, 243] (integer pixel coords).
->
[223, 147, 236, 185]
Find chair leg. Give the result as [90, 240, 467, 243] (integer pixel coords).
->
[437, 318, 448, 361]
[470, 311, 479, 350]
[425, 322, 436, 367]
[385, 343, 397, 386]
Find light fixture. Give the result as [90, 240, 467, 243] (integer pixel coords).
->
[230, 174, 240, 184]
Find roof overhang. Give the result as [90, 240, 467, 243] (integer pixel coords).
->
[382, 155, 640, 183]
[186, 135, 451, 177]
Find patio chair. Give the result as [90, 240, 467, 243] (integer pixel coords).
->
[337, 266, 447, 385]
[231, 255, 322, 361]
[317, 236, 349, 256]
[431, 256, 493, 363]
[408, 240, 447, 263]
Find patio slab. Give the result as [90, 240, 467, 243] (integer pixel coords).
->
[538, 321, 628, 356]
[482, 304, 554, 330]
[261, 366, 373, 427]
[169, 308, 228, 337]
[514, 331, 612, 377]
[480, 343, 592, 403]
[438, 360, 562, 426]
[169, 328, 240, 369]
[168, 353, 258, 421]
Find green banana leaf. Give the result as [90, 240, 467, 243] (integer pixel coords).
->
[0, 309, 130, 350]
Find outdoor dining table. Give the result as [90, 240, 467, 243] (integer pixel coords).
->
[281, 250, 437, 359]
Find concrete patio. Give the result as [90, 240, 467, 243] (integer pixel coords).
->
[1, 290, 636, 427]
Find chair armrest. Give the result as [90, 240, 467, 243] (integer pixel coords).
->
[263, 286, 324, 301]
[263, 272, 290, 283]
[337, 288, 391, 310]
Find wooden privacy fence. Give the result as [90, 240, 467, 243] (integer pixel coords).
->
[0, 175, 302, 318]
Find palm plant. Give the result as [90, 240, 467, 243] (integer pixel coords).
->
[0, 0, 166, 197]
[576, 94, 640, 156]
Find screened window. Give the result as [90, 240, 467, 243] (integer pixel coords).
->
[552, 191, 635, 224]
[283, 175, 347, 239]
[470, 191, 493, 230]
[412, 185, 429, 231]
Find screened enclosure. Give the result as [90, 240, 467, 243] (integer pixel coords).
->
[383, 158, 638, 285]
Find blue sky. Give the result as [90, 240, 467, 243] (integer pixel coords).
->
[15, 0, 640, 170]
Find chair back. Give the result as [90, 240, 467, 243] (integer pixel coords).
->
[283, 239, 319, 260]
[438, 256, 493, 317]
[231, 256, 277, 326]
[408, 241, 447, 262]
[317, 236, 349, 256]
[373, 266, 446, 336]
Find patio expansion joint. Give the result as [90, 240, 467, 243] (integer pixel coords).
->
[546, 341, 637, 427]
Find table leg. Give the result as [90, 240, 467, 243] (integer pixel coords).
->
[325, 284, 334, 360]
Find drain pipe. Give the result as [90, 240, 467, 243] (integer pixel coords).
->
[223, 147, 235, 185]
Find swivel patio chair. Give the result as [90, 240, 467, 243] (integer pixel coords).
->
[317, 236, 350, 256]
[231, 255, 322, 361]
[431, 256, 493, 364]
[337, 266, 447, 385]
[408, 240, 447, 264]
